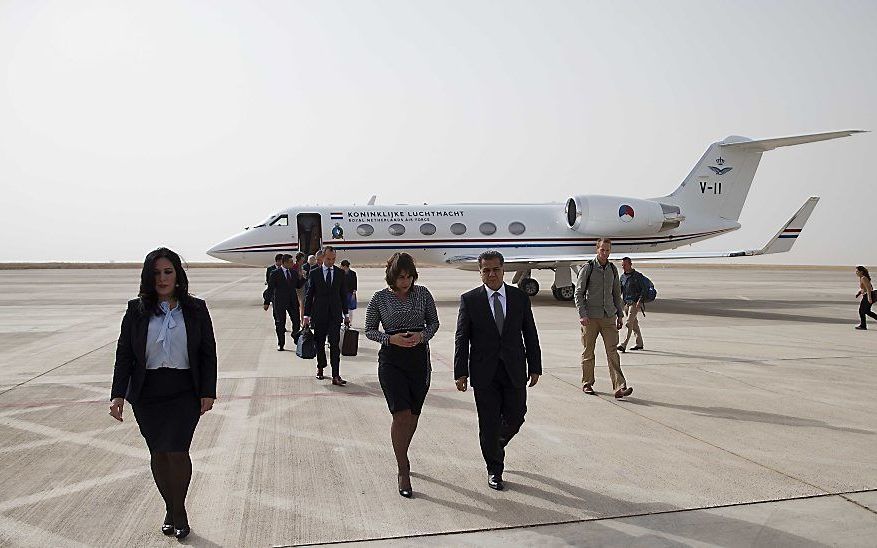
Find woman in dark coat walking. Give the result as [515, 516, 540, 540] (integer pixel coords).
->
[109, 247, 217, 539]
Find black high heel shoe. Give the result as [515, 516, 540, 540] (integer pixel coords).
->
[398, 472, 414, 499]
[161, 512, 174, 535]
[174, 510, 190, 539]
[397, 462, 412, 498]
[174, 525, 191, 539]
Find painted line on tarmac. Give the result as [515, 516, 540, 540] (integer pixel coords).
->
[547, 372, 845, 494]
[0, 387, 461, 409]
[0, 273, 255, 401]
[280, 488, 877, 547]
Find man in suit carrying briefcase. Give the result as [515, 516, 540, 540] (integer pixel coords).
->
[303, 246, 350, 385]
[266, 254, 304, 351]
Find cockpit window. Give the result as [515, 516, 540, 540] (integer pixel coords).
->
[269, 214, 289, 227]
[254, 214, 278, 228]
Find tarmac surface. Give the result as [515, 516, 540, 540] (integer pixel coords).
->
[0, 265, 874, 547]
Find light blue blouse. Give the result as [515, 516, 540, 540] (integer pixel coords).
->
[145, 301, 190, 370]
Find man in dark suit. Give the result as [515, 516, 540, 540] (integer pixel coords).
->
[454, 250, 541, 491]
[303, 246, 350, 384]
[340, 259, 358, 322]
[263, 253, 283, 307]
[266, 254, 303, 351]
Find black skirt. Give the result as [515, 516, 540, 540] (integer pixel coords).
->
[131, 368, 200, 452]
[378, 344, 431, 415]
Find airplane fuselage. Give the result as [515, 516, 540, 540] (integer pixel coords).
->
[208, 201, 739, 269]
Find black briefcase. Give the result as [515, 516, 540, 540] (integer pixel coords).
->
[296, 326, 316, 359]
[341, 327, 359, 357]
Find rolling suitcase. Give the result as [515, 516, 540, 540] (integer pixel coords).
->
[341, 326, 359, 356]
[296, 326, 316, 359]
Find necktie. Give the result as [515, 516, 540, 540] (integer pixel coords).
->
[285, 269, 290, 282]
[492, 292, 504, 334]
[325, 268, 331, 285]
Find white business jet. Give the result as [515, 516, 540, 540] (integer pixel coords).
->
[208, 130, 863, 301]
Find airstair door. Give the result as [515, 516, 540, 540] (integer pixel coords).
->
[297, 213, 322, 256]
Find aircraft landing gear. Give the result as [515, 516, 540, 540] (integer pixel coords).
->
[551, 266, 576, 301]
[551, 284, 575, 301]
[518, 278, 540, 297]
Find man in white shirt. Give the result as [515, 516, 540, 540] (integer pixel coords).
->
[303, 246, 350, 384]
[454, 250, 542, 491]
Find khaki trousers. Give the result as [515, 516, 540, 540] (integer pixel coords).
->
[621, 302, 643, 349]
[580, 317, 626, 390]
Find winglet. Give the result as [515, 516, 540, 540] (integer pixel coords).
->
[367, 195, 377, 205]
[756, 196, 820, 255]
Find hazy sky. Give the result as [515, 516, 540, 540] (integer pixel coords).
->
[1, 1, 874, 265]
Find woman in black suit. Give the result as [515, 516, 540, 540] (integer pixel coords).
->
[109, 248, 217, 539]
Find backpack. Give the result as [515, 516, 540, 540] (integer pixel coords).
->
[583, 259, 618, 290]
[639, 273, 657, 303]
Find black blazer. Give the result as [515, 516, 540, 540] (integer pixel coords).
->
[111, 297, 218, 403]
[344, 269, 358, 292]
[268, 267, 303, 308]
[304, 265, 348, 325]
[454, 284, 542, 388]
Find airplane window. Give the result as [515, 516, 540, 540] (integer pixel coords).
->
[269, 214, 289, 227]
[254, 214, 277, 228]
[356, 224, 374, 237]
[388, 223, 406, 236]
[509, 221, 526, 235]
[420, 223, 436, 235]
[450, 223, 467, 235]
[479, 222, 497, 236]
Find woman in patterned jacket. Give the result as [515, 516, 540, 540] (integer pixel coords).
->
[365, 252, 439, 498]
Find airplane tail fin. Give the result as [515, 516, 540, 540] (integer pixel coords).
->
[662, 130, 863, 221]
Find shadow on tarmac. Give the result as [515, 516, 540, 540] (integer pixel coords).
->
[626, 398, 874, 435]
[407, 470, 827, 547]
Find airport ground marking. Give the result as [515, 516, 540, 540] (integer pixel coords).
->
[0, 273, 253, 403]
[278, 488, 877, 547]
[546, 371, 852, 495]
[0, 339, 117, 400]
[837, 494, 877, 515]
[0, 512, 92, 548]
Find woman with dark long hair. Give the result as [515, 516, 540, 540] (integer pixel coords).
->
[109, 248, 217, 539]
[855, 265, 877, 330]
[365, 252, 439, 498]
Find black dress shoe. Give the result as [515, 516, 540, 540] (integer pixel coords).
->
[174, 526, 191, 539]
[277, 346, 284, 351]
[161, 513, 174, 535]
[488, 474, 504, 491]
[316, 369, 325, 380]
[630, 345, 644, 351]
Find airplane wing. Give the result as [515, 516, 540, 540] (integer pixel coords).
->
[446, 197, 819, 270]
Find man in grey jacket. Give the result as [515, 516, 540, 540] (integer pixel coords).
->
[574, 238, 633, 399]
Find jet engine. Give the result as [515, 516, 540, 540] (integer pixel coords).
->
[564, 195, 684, 236]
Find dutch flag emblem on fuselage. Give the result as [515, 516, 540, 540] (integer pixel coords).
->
[779, 228, 801, 239]
[330, 212, 343, 220]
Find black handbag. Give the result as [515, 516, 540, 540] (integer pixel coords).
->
[341, 326, 359, 357]
[296, 326, 316, 359]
